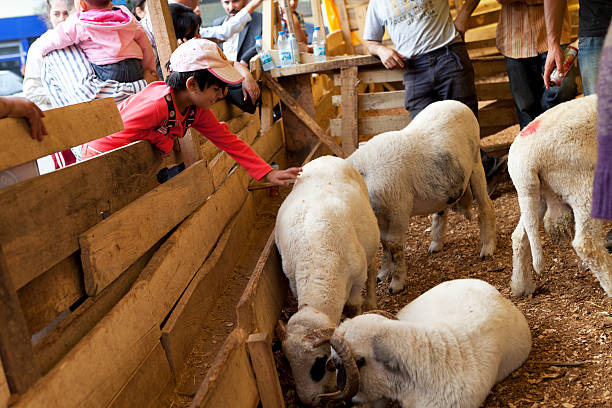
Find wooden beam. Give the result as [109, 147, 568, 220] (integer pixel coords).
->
[310, 0, 324, 30]
[252, 119, 284, 162]
[0, 248, 41, 394]
[0, 141, 175, 291]
[263, 75, 344, 157]
[0, 360, 9, 408]
[79, 159, 215, 296]
[262, 0, 275, 50]
[236, 233, 288, 335]
[335, 0, 355, 54]
[279, 0, 296, 35]
[333, 90, 404, 110]
[247, 333, 285, 408]
[0, 99, 122, 172]
[341, 66, 359, 155]
[190, 329, 259, 408]
[161, 196, 255, 378]
[147, 0, 177, 79]
[330, 114, 411, 137]
[475, 81, 512, 101]
[269, 54, 379, 77]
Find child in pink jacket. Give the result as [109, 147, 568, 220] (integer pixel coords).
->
[38, 0, 156, 83]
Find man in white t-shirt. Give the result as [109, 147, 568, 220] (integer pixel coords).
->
[363, 0, 506, 195]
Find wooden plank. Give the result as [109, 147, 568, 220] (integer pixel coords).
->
[0, 141, 173, 290]
[247, 333, 285, 408]
[333, 90, 404, 110]
[478, 101, 517, 128]
[0, 360, 9, 408]
[341, 66, 359, 155]
[327, 29, 347, 57]
[310, 0, 324, 31]
[465, 23, 496, 43]
[467, 9, 499, 30]
[315, 89, 335, 130]
[161, 196, 255, 377]
[252, 120, 284, 162]
[335, 0, 355, 54]
[0, 99, 122, 172]
[269, 55, 379, 78]
[107, 342, 173, 408]
[473, 58, 507, 81]
[334, 67, 403, 85]
[16, 171, 248, 407]
[32, 240, 161, 376]
[263, 75, 344, 157]
[189, 329, 259, 408]
[260, 86, 275, 132]
[279, 0, 296, 35]
[236, 233, 288, 336]
[18, 253, 83, 336]
[79, 159, 215, 296]
[147, 0, 177, 79]
[0, 249, 41, 394]
[330, 114, 411, 137]
[476, 81, 512, 101]
[262, 0, 275, 49]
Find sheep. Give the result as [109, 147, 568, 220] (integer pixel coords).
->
[508, 94, 612, 297]
[274, 155, 380, 406]
[310, 279, 531, 408]
[347, 100, 497, 294]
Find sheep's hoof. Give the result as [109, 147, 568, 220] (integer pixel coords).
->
[376, 277, 382, 283]
[428, 242, 443, 253]
[511, 281, 536, 297]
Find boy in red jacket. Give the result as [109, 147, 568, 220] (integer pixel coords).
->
[82, 39, 301, 186]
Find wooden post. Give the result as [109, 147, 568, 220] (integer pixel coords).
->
[0, 248, 40, 394]
[335, 0, 355, 54]
[262, 0, 275, 49]
[279, 0, 296, 35]
[310, 0, 324, 30]
[246, 333, 285, 408]
[341, 66, 359, 155]
[148, 0, 202, 166]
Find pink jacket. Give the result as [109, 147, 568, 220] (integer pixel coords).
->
[38, 5, 155, 71]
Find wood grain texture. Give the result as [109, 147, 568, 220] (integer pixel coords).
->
[247, 333, 285, 408]
[0, 99, 122, 172]
[0, 141, 174, 290]
[80, 159, 215, 296]
[340, 66, 359, 155]
[330, 114, 412, 137]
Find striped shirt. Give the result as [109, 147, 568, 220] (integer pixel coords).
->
[496, 0, 572, 59]
[41, 44, 147, 109]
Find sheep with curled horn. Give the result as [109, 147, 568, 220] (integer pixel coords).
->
[275, 155, 380, 406]
[314, 279, 531, 408]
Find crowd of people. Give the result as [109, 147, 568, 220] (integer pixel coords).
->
[3, 0, 612, 222]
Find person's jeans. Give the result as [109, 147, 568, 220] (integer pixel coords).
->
[578, 36, 605, 96]
[403, 42, 478, 119]
[505, 50, 577, 129]
[92, 58, 144, 82]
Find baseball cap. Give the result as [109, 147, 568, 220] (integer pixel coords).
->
[169, 38, 244, 85]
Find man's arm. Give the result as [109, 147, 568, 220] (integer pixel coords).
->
[454, 0, 480, 39]
[233, 61, 261, 102]
[543, 0, 566, 88]
[365, 40, 404, 69]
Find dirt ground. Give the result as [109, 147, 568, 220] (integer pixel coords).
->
[275, 179, 612, 408]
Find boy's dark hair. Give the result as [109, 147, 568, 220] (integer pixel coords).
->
[85, 0, 113, 8]
[165, 68, 228, 92]
[169, 3, 202, 41]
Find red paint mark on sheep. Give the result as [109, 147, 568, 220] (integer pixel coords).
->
[519, 120, 540, 137]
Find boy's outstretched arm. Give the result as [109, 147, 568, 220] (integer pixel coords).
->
[246, 0, 263, 14]
[265, 167, 302, 186]
[0, 96, 48, 141]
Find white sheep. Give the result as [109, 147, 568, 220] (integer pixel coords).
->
[508, 94, 612, 297]
[311, 279, 531, 407]
[347, 100, 497, 294]
[274, 155, 380, 405]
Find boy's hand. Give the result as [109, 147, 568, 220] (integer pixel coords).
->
[265, 167, 302, 186]
[2, 97, 48, 141]
[144, 69, 159, 84]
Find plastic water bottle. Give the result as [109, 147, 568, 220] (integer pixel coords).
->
[254, 35, 274, 71]
[549, 40, 579, 86]
[313, 26, 326, 62]
[277, 31, 292, 67]
[287, 33, 300, 64]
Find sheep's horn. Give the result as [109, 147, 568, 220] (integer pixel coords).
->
[315, 335, 360, 402]
[304, 327, 335, 347]
[363, 309, 398, 320]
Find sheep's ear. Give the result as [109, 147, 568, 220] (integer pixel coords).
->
[372, 334, 403, 374]
[303, 327, 335, 347]
[276, 320, 288, 342]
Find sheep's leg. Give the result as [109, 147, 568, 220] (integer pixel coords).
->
[511, 218, 536, 296]
[470, 162, 497, 257]
[518, 193, 545, 274]
[541, 187, 574, 244]
[378, 244, 391, 282]
[428, 210, 448, 253]
[571, 209, 612, 297]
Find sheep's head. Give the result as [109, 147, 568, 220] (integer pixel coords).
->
[315, 313, 401, 406]
[276, 317, 337, 406]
